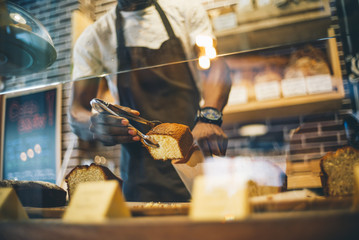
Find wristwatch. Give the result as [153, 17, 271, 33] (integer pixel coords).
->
[196, 107, 223, 126]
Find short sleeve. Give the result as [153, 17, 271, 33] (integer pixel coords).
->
[185, 0, 215, 47]
[71, 25, 103, 80]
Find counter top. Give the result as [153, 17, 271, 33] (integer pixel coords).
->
[1, 209, 358, 240]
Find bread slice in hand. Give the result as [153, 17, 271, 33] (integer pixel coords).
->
[143, 123, 196, 163]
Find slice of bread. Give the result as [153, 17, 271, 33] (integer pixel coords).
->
[247, 180, 284, 198]
[65, 163, 122, 199]
[143, 123, 194, 163]
[320, 146, 359, 196]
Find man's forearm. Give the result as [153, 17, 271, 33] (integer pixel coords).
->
[68, 77, 100, 141]
[67, 100, 94, 141]
[202, 58, 232, 111]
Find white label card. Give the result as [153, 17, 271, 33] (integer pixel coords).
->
[62, 180, 131, 223]
[255, 81, 281, 101]
[281, 78, 307, 97]
[190, 176, 250, 222]
[212, 13, 237, 31]
[306, 74, 333, 94]
[0, 188, 28, 220]
[228, 86, 248, 105]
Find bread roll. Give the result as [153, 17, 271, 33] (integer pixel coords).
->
[284, 45, 331, 78]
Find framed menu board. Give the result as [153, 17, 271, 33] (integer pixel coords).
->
[0, 85, 61, 184]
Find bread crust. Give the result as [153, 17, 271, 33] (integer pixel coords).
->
[65, 163, 122, 199]
[320, 146, 359, 196]
[65, 163, 121, 182]
[143, 123, 194, 162]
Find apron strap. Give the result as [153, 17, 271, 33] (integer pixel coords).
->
[115, 5, 131, 71]
[152, 1, 176, 39]
[115, 5, 136, 107]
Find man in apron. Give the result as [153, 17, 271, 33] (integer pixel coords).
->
[69, 0, 232, 202]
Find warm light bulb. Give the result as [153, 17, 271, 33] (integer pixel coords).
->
[199, 56, 210, 70]
[238, 124, 268, 137]
[205, 47, 217, 59]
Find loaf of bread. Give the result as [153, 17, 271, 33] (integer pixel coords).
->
[284, 45, 330, 78]
[320, 146, 359, 196]
[247, 180, 285, 197]
[65, 163, 123, 199]
[0, 180, 67, 207]
[143, 123, 195, 163]
[254, 67, 282, 83]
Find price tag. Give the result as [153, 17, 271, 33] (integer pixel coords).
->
[255, 81, 281, 101]
[306, 74, 333, 94]
[228, 86, 248, 105]
[190, 157, 254, 221]
[0, 188, 28, 220]
[212, 12, 237, 31]
[190, 175, 250, 221]
[62, 180, 131, 223]
[281, 77, 307, 97]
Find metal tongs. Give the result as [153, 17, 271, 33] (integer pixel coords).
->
[90, 98, 161, 148]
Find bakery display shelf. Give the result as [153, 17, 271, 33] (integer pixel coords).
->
[223, 91, 344, 124]
[223, 35, 344, 125]
[215, 5, 330, 38]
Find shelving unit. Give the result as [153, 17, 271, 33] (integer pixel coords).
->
[203, 0, 344, 125]
[222, 34, 344, 124]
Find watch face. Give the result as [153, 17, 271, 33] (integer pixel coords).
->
[202, 108, 221, 120]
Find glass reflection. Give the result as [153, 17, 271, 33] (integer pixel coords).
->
[0, 0, 337, 95]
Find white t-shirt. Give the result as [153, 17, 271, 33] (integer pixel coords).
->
[72, 0, 214, 101]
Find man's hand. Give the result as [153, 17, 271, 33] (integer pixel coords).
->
[192, 122, 228, 157]
[89, 105, 140, 146]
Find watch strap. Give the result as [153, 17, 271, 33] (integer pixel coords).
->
[196, 107, 223, 126]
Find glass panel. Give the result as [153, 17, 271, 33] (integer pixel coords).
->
[0, 0, 338, 95]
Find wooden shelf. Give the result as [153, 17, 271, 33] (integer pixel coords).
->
[215, 6, 330, 38]
[213, 0, 332, 55]
[223, 91, 344, 124]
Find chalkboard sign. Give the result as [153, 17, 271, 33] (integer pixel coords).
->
[1, 86, 61, 184]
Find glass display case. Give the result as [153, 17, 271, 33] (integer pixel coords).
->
[1, 0, 359, 239]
